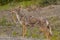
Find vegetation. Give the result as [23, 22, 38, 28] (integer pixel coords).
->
[0, 0, 58, 6]
[0, 16, 60, 40]
[0, 16, 15, 26]
[0, 0, 60, 10]
[0, 0, 60, 40]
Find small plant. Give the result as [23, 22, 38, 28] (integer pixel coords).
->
[0, 16, 15, 26]
[0, 16, 7, 26]
[12, 31, 17, 36]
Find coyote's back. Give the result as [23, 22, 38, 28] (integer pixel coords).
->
[11, 7, 52, 40]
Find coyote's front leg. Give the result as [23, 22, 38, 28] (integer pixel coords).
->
[22, 24, 27, 37]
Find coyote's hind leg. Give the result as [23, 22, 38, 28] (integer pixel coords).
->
[39, 26, 51, 40]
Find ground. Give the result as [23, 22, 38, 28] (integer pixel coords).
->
[0, 5, 60, 40]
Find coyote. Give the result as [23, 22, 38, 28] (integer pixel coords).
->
[10, 7, 52, 40]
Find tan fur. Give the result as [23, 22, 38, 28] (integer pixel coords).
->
[10, 7, 52, 40]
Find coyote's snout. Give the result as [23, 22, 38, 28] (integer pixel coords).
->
[10, 7, 52, 40]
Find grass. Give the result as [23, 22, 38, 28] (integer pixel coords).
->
[20, 0, 40, 7]
[12, 31, 17, 36]
[0, 0, 60, 10]
[0, 15, 60, 40]
[0, 16, 15, 26]
[0, 1, 36, 10]
[0, 1, 23, 10]
[0, 3, 13, 10]
[0, 1, 60, 39]
[0, 1, 31, 10]
[48, 16, 60, 40]
[0, 0, 49, 10]
[25, 16, 60, 39]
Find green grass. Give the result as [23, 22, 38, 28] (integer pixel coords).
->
[0, 0, 48, 10]
[0, 2, 21, 10]
[0, 1, 60, 39]
[48, 16, 60, 40]
[0, 16, 15, 26]
[12, 31, 17, 36]
[0, 0, 60, 10]
[0, 16, 60, 40]
[0, 1, 37, 10]
[20, 1, 40, 7]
